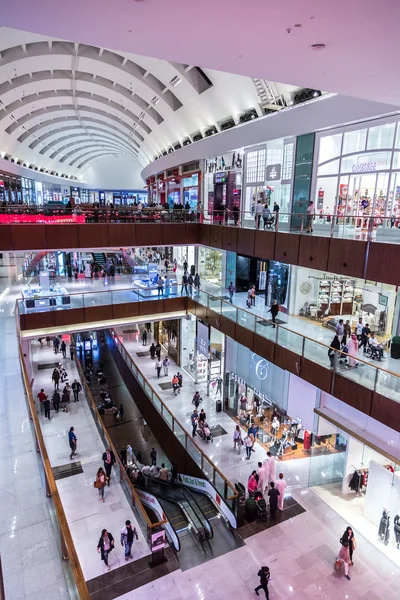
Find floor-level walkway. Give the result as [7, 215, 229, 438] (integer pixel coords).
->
[30, 341, 150, 582]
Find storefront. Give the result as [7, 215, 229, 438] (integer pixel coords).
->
[182, 173, 200, 210]
[172, 245, 195, 272]
[0, 172, 36, 204]
[235, 255, 290, 310]
[289, 265, 396, 338]
[154, 319, 179, 365]
[183, 319, 224, 393]
[311, 116, 400, 238]
[243, 137, 296, 227]
[203, 151, 243, 221]
[198, 247, 224, 285]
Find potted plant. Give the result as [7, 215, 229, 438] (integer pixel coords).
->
[391, 336, 400, 359]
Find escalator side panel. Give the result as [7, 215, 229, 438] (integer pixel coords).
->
[136, 489, 181, 552]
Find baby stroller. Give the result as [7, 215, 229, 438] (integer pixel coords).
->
[198, 420, 213, 443]
[263, 214, 275, 230]
[254, 491, 268, 522]
[339, 341, 349, 366]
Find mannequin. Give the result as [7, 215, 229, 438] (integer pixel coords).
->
[378, 509, 390, 545]
[394, 515, 400, 549]
[271, 417, 280, 439]
[277, 429, 288, 457]
[267, 451, 276, 483]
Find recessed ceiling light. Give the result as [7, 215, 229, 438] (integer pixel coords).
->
[309, 43, 325, 51]
[294, 24, 302, 27]
[132, 0, 148, 3]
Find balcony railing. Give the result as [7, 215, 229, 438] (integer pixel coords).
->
[15, 284, 400, 407]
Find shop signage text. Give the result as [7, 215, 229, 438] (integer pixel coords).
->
[351, 162, 377, 173]
[266, 163, 281, 181]
[178, 473, 237, 528]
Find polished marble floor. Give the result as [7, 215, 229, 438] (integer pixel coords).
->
[30, 342, 150, 582]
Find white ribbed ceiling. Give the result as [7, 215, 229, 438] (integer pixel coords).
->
[0, 27, 302, 179]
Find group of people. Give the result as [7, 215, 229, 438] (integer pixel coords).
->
[96, 521, 139, 570]
[181, 271, 200, 296]
[247, 452, 287, 517]
[329, 317, 385, 369]
[254, 200, 280, 230]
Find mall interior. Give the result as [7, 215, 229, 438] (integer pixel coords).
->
[2, 4, 400, 600]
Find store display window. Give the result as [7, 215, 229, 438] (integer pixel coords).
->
[198, 248, 223, 284]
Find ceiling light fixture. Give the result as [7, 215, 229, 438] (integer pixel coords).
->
[309, 43, 326, 51]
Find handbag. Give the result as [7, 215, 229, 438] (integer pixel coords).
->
[94, 480, 102, 489]
[334, 559, 342, 571]
[352, 537, 357, 550]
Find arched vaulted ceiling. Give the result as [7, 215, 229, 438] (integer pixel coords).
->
[0, 27, 301, 179]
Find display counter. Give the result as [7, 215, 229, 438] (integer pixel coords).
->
[132, 277, 177, 298]
[22, 283, 70, 311]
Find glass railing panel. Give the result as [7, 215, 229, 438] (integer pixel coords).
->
[339, 357, 377, 391]
[202, 455, 214, 482]
[303, 338, 329, 368]
[237, 308, 256, 332]
[277, 327, 303, 354]
[68, 294, 84, 309]
[375, 370, 400, 403]
[111, 289, 137, 305]
[173, 420, 186, 446]
[144, 381, 152, 398]
[186, 437, 202, 468]
[208, 296, 222, 314]
[162, 405, 173, 430]
[153, 395, 162, 413]
[83, 291, 110, 307]
[196, 290, 209, 307]
[220, 301, 237, 322]
[255, 317, 278, 342]
[214, 471, 226, 499]
[137, 373, 144, 388]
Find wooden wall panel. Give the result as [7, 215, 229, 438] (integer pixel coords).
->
[254, 333, 275, 362]
[365, 242, 400, 286]
[11, 224, 47, 250]
[112, 302, 140, 320]
[108, 224, 136, 247]
[222, 226, 238, 252]
[135, 224, 161, 248]
[164, 297, 187, 312]
[301, 358, 332, 393]
[235, 324, 255, 350]
[274, 232, 300, 265]
[371, 392, 400, 433]
[77, 224, 109, 249]
[187, 298, 196, 315]
[199, 224, 210, 247]
[327, 238, 367, 279]
[22, 311, 56, 331]
[254, 230, 275, 261]
[185, 223, 200, 245]
[298, 235, 330, 271]
[332, 374, 372, 415]
[45, 225, 79, 251]
[237, 228, 255, 256]
[0, 225, 14, 250]
[219, 314, 237, 340]
[84, 304, 113, 323]
[274, 345, 301, 375]
[209, 225, 223, 249]
[139, 299, 163, 316]
[161, 223, 186, 246]
[54, 308, 85, 328]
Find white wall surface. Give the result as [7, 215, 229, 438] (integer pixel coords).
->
[81, 156, 145, 190]
[287, 373, 317, 432]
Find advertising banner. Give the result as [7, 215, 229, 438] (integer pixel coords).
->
[178, 473, 237, 528]
[136, 489, 180, 551]
[196, 321, 209, 358]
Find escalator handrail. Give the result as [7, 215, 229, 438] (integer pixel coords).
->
[180, 487, 214, 539]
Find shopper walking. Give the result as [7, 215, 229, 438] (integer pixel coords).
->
[157, 277, 164, 296]
[162, 356, 170, 376]
[69, 343, 75, 360]
[61, 340, 67, 358]
[257, 462, 266, 493]
[37, 388, 47, 413]
[155, 358, 162, 379]
[192, 391, 201, 409]
[266, 451, 275, 483]
[62, 386, 71, 413]
[255, 200, 263, 229]
[275, 473, 287, 511]
[187, 273, 194, 296]
[306, 200, 315, 233]
[268, 300, 279, 327]
[355, 318, 363, 342]
[244, 434, 253, 459]
[68, 427, 77, 460]
[172, 374, 180, 395]
[341, 526, 356, 565]
[254, 566, 271, 599]
[120, 520, 138, 560]
[359, 323, 371, 353]
[102, 448, 116, 484]
[95, 467, 108, 502]
[199, 408, 206, 424]
[52, 389, 60, 413]
[267, 482, 280, 519]
[337, 541, 351, 580]
[141, 330, 148, 346]
[191, 409, 198, 437]
[150, 448, 157, 466]
[53, 337, 60, 354]
[343, 320, 351, 346]
[149, 343, 156, 359]
[233, 425, 242, 454]
[228, 282, 235, 304]
[181, 273, 188, 296]
[155, 343, 161, 359]
[72, 379, 82, 402]
[328, 335, 341, 370]
[97, 529, 114, 571]
[251, 285, 256, 306]
[335, 319, 344, 343]
[248, 471, 258, 496]
[347, 334, 359, 368]
[194, 273, 200, 294]
[43, 395, 51, 420]
[52, 367, 60, 390]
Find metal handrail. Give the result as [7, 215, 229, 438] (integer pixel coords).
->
[16, 332, 90, 598]
[73, 354, 167, 534]
[111, 331, 238, 502]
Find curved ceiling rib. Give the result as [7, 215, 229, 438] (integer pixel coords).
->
[77, 152, 125, 170]
[42, 133, 137, 158]
[0, 41, 181, 113]
[71, 148, 124, 168]
[3, 91, 145, 143]
[5, 105, 143, 145]
[59, 143, 129, 165]
[0, 71, 154, 133]
[48, 138, 137, 160]
[24, 122, 139, 150]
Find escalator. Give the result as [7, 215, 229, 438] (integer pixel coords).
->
[92, 252, 106, 266]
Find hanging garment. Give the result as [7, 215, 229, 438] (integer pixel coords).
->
[394, 515, 400, 548]
[361, 471, 368, 488]
[378, 511, 390, 545]
[349, 471, 361, 492]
